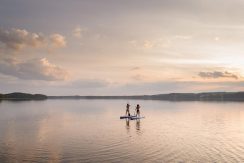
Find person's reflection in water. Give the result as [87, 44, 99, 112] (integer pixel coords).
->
[125, 118, 130, 133]
[136, 119, 140, 130]
[135, 119, 142, 135]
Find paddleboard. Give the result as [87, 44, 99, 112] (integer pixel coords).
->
[120, 115, 137, 119]
[130, 116, 145, 120]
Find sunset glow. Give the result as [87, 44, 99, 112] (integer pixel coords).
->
[0, 0, 244, 95]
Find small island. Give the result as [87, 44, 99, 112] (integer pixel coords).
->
[0, 92, 47, 100]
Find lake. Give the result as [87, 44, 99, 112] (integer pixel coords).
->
[1, 99, 244, 162]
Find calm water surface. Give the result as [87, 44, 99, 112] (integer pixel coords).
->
[1, 100, 244, 162]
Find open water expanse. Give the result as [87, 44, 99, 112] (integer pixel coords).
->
[1, 99, 244, 162]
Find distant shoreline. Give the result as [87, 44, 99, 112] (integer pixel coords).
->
[0, 93, 47, 100]
[1, 92, 244, 101]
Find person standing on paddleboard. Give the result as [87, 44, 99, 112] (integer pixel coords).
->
[126, 103, 130, 116]
[135, 104, 140, 117]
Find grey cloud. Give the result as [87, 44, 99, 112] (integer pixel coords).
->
[199, 71, 238, 79]
[0, 28, 45, 50]
[0, 28, 66, 51]
[0, 58, 69, 81]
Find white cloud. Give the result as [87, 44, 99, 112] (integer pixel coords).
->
[0, 28, 46, 51]
[0, 57, 69, 81]
[0, 28, 66, 51]
[143, 40, 154, 49]
[128, 40, 155, 49]
[49, 34, 66, 48]
[128, 38, 171, 50]
[72, 26, 87, 38]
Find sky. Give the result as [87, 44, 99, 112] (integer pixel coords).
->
[0, 0, 244, 95]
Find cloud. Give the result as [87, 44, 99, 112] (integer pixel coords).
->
[72, 26, 87, 38]
[143, 40, 154, 49]
[199, 71, 238, 79]
[0, 28, 66, 51]
[0, 28, 46, 50]
[128, 38, 170, 50]
[128, 40, 155, 49]
[0, 57, 69, 81]
[49, 34, 66, 48]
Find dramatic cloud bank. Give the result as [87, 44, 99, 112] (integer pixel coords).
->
[0, 28, 66, 51]
[199, 71, 239, 80]
[0, 58, 69, 81]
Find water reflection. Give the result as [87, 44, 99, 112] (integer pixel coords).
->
[1, 100, 244, 162]
[136, 120, 140, 131]
[124, 119, 142, 135]
[125, 119, 130, 133]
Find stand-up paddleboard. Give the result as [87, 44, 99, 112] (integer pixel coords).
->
[130, 116, 145, 120]
[120, 115, 137, 119]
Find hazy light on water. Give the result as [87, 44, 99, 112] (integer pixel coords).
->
[1, 100, 244, 162]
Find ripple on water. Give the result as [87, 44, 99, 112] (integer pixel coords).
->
[2, 100, 244, 162]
